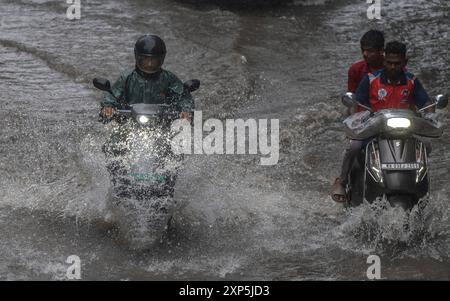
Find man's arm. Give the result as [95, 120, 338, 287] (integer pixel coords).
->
[166, 73, 195, 115]
[99, 71, 130, 118]
[348, 66, 359, 93]
[412, 78, 433, 111]
[346, 66, 359, 115]
[100, 72, 128, 108]
[355, 75, 371, 110]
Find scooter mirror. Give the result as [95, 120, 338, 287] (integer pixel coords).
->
[341, 92, 356, 108]
[184, 79, 200, 93]
[436, 94, 448, 109]
[93, 78, 112, 92]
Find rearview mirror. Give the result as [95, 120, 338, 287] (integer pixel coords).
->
[184, 79, 200, 93]
[93, 78, 112, 92]
[436, 94, 448, 109]
[341, 92, 356, 108]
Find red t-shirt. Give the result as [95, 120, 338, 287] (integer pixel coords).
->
[348, 60, 384, 112]
[348, 60, 370, 93]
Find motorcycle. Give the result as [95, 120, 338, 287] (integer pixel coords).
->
[341, 92, 448, 210]
[93, 77, 200, 249]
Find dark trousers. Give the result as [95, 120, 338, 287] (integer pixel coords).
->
[339, 139, 364, 186]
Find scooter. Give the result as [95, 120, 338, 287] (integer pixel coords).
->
[341, 92, 448, 210]
[93, 77, 200, 249]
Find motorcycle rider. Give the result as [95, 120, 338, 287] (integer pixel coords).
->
[331, 41, 432, 202]
[330, 30, 385, 202]
[100, 34, 194, 120]
[99, 35, 194, 198]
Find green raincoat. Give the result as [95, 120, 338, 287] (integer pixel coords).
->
[101, 68, 194, 112]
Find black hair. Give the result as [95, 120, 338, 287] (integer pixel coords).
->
[385, 41, 407, 58]
[360, 30, 385, 50]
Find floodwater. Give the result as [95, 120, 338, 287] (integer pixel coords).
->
[0, 0, 449, 280]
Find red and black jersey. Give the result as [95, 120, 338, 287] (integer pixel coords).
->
[355, 70, 430, 112]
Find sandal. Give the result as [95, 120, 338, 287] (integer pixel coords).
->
[331, 177, 347, 203]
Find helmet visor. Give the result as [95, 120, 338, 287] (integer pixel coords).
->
[136, 55, 163, 74]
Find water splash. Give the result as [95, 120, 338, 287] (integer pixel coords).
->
[335, 193, 450, 260]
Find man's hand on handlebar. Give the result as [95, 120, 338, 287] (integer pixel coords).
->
[425, 108, 436, 113]
[101, 107, 116, 119]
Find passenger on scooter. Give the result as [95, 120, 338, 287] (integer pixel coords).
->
[347, 29, 385, 95]
[331, 41, 433, 203]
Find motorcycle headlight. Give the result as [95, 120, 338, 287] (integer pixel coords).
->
[137, 115, 150, 125]
[387, 117, 411, 129]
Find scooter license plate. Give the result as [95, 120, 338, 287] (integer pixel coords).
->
[381, 163, 421, 170]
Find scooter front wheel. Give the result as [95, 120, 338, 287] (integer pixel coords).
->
[387, 194, 415, 211]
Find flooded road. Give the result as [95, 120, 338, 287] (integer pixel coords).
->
[0, 0, 449, 280]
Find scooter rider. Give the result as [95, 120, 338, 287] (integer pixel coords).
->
[331, 41, 433, 202]
[100, 34, 194, 120]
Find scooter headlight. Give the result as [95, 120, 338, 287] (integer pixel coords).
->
[387, 118, 411, 129]
[137, 115, 150, 125]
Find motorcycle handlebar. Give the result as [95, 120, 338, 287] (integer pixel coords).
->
[98, 108, 184, 124]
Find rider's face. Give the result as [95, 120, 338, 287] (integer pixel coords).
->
[384, 53, 406, 80]
[137, 56, 163, 74]
[362, 47, 384, 67]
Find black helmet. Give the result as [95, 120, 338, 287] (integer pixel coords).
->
[134, 35, 166, 74]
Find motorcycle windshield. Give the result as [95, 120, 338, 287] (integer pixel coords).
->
[131, 103, 163, 116]
[343, 109, 443, 139]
